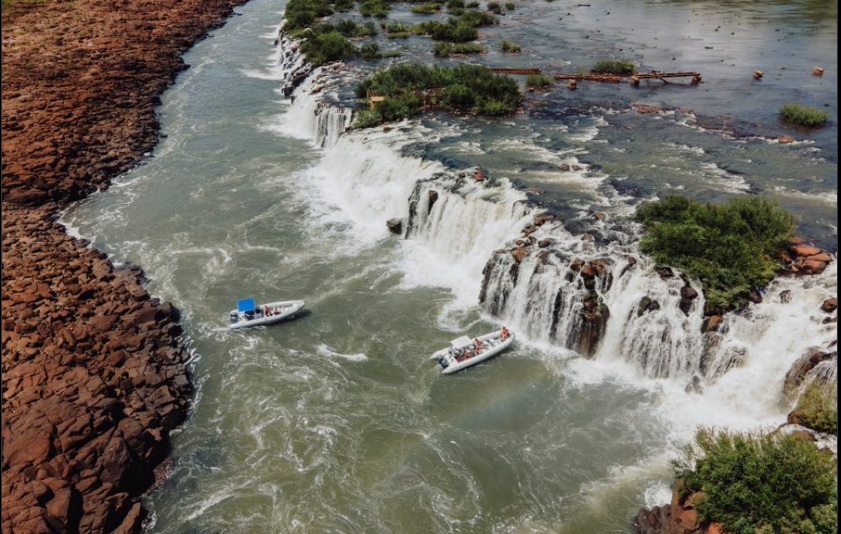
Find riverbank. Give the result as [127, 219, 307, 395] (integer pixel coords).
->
[1, 0, 248, 531]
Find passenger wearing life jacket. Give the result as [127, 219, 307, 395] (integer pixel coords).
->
[500, 327, 510, 340]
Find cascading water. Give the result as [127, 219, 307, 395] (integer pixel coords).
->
[274, 28, 837, 402]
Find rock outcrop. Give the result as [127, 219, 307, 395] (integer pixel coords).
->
[2, 0, 248, 531]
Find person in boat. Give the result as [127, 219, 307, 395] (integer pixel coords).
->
[473, 338, 484, 351]
[264, 306, 271, 316]
[500, 327, 510, 340]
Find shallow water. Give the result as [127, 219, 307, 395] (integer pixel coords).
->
[61, 0, 836, 531]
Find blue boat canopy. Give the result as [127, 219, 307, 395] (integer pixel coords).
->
[237, 298, 256, 313]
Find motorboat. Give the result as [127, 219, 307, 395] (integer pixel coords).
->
[431, 329, 515, 374]
[229, 298, 305, 329]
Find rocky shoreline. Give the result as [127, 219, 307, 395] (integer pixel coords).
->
[2, 0, 248, 531]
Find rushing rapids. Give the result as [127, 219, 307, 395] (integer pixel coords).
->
[273, 25, 836, 400]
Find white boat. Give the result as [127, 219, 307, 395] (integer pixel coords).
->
[229, 298, 306, 329]
[431, 329, 515, 374]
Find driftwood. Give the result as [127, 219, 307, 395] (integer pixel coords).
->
[555, 73, 623, 82]
[490, 67, 542, 75]
[555, 70, 702, 85]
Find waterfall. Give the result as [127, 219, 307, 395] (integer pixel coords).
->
[271, 33, 837, 395]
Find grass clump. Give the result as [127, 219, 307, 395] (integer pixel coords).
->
[591, 59, 635, 75]
[359, 0, 391, 17]
[674, 427, 837, 534]
[411, 2, 441, 14]
[434, 42, 485, 56]
[383, 22, 413, 38]
[299, 29, 356, 66]
[353, 63, 522, 127]
[500, 39, 521, 53]
[526, 74, 552, 88]
[794, 381, 838, 434]
[634, 195, 796, 310]
[780, 103, 830, 128]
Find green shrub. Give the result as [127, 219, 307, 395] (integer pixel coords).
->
[526, 74, 552, 88]
[458, 8, 496, 26]
[284, 0, 334, 31]
[451, 43, 485, 54]
[433, 42, 452, 57]
[780, 103, 830, 128]
[795, 381, 838, 434]
[359, 43, 382, 59]
[487, 1, 502, 13]
[411, 2, 441, 13]
[674, 428, 837, 534]
[591, 59, 635, 75]
[359, 0, 391, 17]
[384, 22, 413, 38]
[500, 39, 521, 53]
[354, 63, 521, 126]
[504, 2, 515, 9]
[635, 195, 796, 309]
[300, 31, 355, 66]
[466, 0, 480, 6]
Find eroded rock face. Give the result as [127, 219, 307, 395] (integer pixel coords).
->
[2, 0, 248, 531]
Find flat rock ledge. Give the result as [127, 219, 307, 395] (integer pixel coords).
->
[2, 0, 248, 532]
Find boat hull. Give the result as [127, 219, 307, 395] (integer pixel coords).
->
[433, 331, 515, 374]
[229, 300, 305, 329]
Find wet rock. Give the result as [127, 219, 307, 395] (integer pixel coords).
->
[386, 217, 403, 235]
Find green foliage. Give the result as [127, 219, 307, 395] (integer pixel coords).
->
[500, 39, 522, 53]
[457, 8, 497, 26]
[353, 63, 521, 127]
[504, 2, 516, 9]
[526, 74, 552, 88]
[299, 30, 355, 66]
[780, 103, 830, 128]
[591, 59, 636, 75]
[384, 22, 413, 38]
[795, 381, 838, 434]
[487, 1, 502, 13]
[433, 42, 452, 57]
[634, 195, 796, 309]
[284, 0, 334, 32]
[359, 43, 382, 59]
[466, 0, 480, 6]
[359, 0, 391, 17]
[416, 20, 478, 42]
[674, 428, 837, 534]
[451, 43, 485, 54]
[411, 2, 441, 13]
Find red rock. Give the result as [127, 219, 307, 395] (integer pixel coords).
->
[821, 298, 837, 313]
[800, 259, 827, 274]
[791, 244, 822, 257]
[807, 252, 832, 263]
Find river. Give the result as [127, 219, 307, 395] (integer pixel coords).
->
[60, 0, 837, 531]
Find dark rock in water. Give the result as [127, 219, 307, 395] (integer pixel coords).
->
[678, 298, 694, 316]
[637, 296, 661, 317]
[386, 218, 403, 235]
[783, 348, 837, 396]
[656, 266, 674, 279]
[701, 315, 723, 333]
[620, 256, 637, 278]
[427, 189, 439, 215]
[632, 504, 672, 534]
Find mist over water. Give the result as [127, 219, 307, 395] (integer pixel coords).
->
[60, 0, 836, 531]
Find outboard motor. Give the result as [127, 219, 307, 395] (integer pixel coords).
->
[230, 311, 239, 324]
